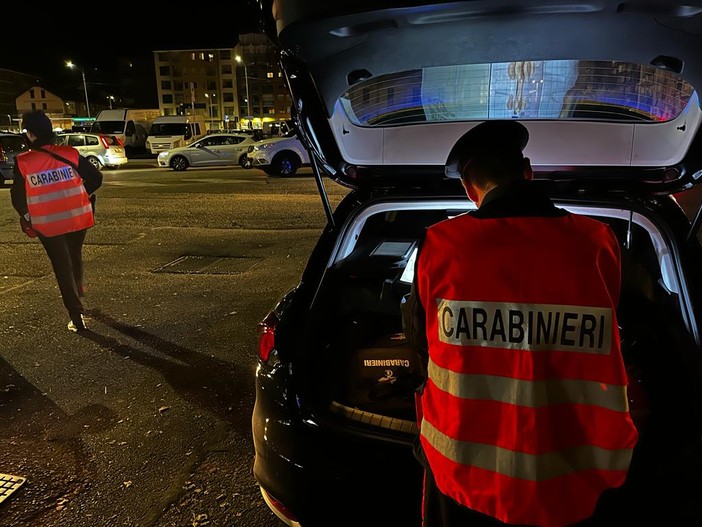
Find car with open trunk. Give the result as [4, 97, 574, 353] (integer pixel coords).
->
[250, 2, 702, 526]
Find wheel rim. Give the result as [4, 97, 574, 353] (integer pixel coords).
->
[279, 157, 293, 175]
[89, 157, 101, 169]
[171, 157, 187, 170]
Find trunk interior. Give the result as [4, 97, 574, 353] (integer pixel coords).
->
[304, 196, 702, 451]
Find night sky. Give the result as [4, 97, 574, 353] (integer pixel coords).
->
[2, 2, 262, 108]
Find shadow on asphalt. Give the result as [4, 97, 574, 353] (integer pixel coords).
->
[79, 308, 251, 430]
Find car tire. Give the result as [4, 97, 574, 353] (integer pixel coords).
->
[87, 156, 103, 171]
[170, 156, 189, 171]
[239, 154, 252, 169]
[272, 152, 299, 177]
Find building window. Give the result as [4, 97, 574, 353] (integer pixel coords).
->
[223, 93, 234, 102]
[223, 79, 233, 89]
[278, 72, 283, 78]
[42, 103, 47, 110]
[29, 89, 35, 98]
[159, 65, 171, 76]
[161, 80, 172, 90]
[207, 53, 215, 62]
[267, 72, 274, 79]
[162, 94, 173, 104]
[207, 81, 217, 90]
[221, 50, 231, 60]
[41, 89, 46, 98]
[31, 102, 36, 110]
[222, 64, 232, 75]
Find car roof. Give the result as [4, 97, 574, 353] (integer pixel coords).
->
[259, 0, 702, 193]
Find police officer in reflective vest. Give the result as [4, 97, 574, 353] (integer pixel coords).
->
[401, 120, 638, 527]
[11, 110, 103, 332]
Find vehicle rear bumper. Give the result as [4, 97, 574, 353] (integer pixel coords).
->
[252, 364, 423, 527]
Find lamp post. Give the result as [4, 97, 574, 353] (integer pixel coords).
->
[66, 61, 91, 118]
[235, 55, 252, 128]
[204, 93, 212, 130]
[107, 95, 115, 109]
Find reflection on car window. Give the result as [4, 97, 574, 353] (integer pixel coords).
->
[340, 60, 695, 125]
[67, 135, 85, 147]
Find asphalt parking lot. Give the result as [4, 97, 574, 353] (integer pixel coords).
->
[0, 165, 348, 527]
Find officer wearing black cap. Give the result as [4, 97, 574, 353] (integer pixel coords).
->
[10, 110, 103, 332]
[401, 120, 636, 526]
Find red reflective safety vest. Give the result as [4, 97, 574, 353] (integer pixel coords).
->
[16, 146, 94, 237]
[416, 211, 638, 527]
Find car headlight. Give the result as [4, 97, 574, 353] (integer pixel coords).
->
[252, 143, 273, 152]
[158, 152, 169, 159]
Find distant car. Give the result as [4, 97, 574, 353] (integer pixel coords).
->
[246, 133, 310, 177]
[55, 132, 128, 170]
[0, 133, 28, 185]
[157, 133, 258, 171]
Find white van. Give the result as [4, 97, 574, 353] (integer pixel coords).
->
[89, 108, 161, 155]
[145, 115, 206, 155]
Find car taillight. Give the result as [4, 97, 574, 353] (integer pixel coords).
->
[0, 145, 6, 163]
[257, 312, 278, 362]
[99, 135, 110, 148]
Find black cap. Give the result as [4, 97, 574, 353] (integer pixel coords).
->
[21, 110, 53, 139]
[445, 120, 529, 178]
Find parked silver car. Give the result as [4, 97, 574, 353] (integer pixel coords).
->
[55, 132, 128, 170]
[157, 133, 258, 171]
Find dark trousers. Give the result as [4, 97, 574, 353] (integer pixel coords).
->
[38, 228, 87, 322]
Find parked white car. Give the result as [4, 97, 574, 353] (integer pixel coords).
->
[157, 133, 258, 171]
[246, 133, 310, 176]
[55, 132, 128, 170]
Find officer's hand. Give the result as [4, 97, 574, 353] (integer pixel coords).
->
[20, 217, 38, 238]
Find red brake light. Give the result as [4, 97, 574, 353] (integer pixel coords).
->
[0, 145, 5, 163]
[257, 312, 278, 362]
[99, 135, 110, 148]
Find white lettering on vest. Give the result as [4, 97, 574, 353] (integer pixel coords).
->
[437, 299, 612, 354]
[28, 166, 74, 187]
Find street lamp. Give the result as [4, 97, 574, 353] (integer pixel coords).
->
[235, 55, 252, 127]
[107, 95, 115, 109]
[66, 61, 91, 118]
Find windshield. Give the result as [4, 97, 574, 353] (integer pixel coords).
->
[340, 60, 695, 126]
[90, 120, 125, 134]
[150, 123, 189, 136]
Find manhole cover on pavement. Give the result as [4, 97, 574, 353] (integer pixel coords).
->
[153, 255, 260, 275]
[0, 473, 26, 504]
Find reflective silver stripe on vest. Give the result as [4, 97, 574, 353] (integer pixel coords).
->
[27, 185, 85, 205]
[436, 299, 612, 354]
[421, 418, 633, 481]
[31, 204, 92, 226]
[427, 358, 629, 412]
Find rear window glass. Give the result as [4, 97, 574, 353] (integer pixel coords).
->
[340, 60, 694, 126]
[0, 135, 27, 153]
[91, 121, 125, 134]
